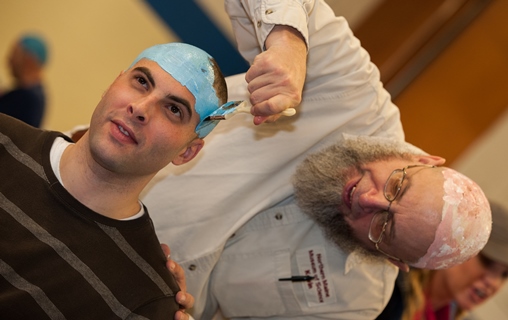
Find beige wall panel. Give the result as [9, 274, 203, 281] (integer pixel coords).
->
[0, 0, 178, 131]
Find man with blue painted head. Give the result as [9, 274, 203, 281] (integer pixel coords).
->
[0, 41, 225, 320]
[127, 42, 227, 139]
[89, 42, 228, 176]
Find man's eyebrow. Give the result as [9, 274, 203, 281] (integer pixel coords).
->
[133, 66, 155, 88]
[167, 94, 193, 119]
[388, 214, 396, 241]
[399, 166, 429, 200]
[388, 167, 430, 238]
[389, 175, 415, 240]
[389, 179, 411, 240]
[389, 168, 427, 239]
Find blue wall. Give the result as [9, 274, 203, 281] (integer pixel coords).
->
[145, 0, 249, 76]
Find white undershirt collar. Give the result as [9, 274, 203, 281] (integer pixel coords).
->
[49, 137, 144, 220]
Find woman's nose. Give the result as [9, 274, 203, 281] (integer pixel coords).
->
[484, 272, 505, 294]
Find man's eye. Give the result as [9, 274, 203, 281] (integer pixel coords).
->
[136, 76, 148, 87]
[168, 105, 182, 118]
[386, 178, 401, 198]
[388, 180, 399, 193]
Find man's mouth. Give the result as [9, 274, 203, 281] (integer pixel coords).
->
[112, 121, 137, 144]
[343, 179, 359, 210]
[349, 185, 357, 207]
[118, 125, 130, 137]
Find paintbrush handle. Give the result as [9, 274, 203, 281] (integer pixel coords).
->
[237, 102, 296, 117]
[282, 108, 296, 116]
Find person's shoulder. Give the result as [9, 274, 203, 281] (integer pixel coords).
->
[0, 113, 55, 146]
[1, 87, 29, 97]
[0, 112, 28, 129]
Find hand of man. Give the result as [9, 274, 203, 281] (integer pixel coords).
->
[161, 244, 195, 320]
[246, 25, 307, 125]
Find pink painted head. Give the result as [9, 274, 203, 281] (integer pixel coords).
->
[411, 168, 492, 269]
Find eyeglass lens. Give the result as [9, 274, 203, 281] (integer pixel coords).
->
[369, 212, 390, 242]
[384, 170, 405, 201]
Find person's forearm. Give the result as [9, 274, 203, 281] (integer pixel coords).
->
[265, 24, 307, 52]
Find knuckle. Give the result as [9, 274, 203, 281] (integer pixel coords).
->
[249, 91, 262, 105]
[265, 100, 279, 114]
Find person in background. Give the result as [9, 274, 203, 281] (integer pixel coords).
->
[0, 33, 48, 127]
[377, 200, 508, 320]
[0, 42, 228, 320]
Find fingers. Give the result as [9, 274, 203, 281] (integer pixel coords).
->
[249, 93, 298, 125]
[161, 243, 171, 259]
[246, 57, 302, 111]
[253, 114, 281, 125]
[243, 25, 306, 125]
[174, 310, 192, 320]
[246, 68, 300, 120]
[176, 290, 195, 310]
[160, 243, 196, 319]
[164, 255, 187, 292]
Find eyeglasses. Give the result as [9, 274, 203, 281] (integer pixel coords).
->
[368, 164, 436, 261]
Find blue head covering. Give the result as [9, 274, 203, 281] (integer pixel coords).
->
[20, 34, 48, 66]
[130, 43, 223, 138]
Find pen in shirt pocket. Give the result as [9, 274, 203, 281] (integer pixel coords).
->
[278, 275, 315, 282]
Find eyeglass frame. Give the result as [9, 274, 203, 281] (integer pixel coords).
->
[368, 164, 436, 262]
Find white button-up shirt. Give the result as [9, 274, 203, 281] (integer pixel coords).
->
[142, 0, 405, 318]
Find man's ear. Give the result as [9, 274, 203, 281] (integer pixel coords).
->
[172, 138, 204, 166]
[415, 155, 446, 166]
[388, 259, 410, 272]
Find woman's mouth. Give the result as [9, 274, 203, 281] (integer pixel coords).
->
[473, 287, 487, 299]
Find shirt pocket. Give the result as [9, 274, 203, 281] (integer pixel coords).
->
[210, 248, 295, 317]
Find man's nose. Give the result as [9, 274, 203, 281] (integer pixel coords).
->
[129, 97, 154, 122]
[357, 188, 388, 214]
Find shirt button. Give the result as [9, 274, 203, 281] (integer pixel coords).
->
[265, 9, 274, 15]
[275, 213, 283, 220]
[257, 21, 262, 28]
[188, 264, 197, 271]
